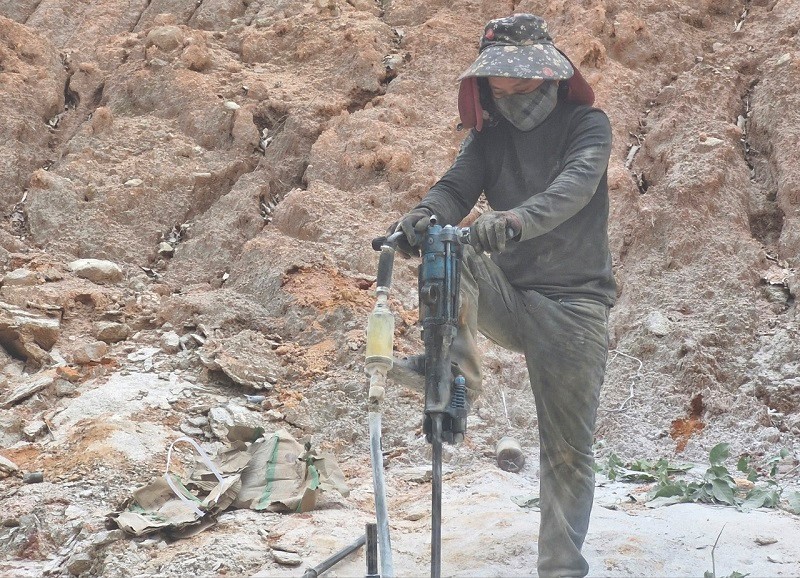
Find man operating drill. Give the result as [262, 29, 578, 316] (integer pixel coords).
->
[388, 13, 615, 577]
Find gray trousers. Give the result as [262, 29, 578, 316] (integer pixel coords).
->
[453, 246, 609, 578]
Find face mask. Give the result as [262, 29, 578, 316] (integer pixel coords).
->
[493, 81, 559, 131]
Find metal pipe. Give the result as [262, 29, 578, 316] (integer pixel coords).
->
[369, 409, 394, 577]
[367, 233, 400, 578]
[300, 534, 366, 578]
[430, 414, 443, 578]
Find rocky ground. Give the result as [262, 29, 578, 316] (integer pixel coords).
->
[1, 0, 799, 576]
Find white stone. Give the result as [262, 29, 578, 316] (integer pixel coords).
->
[22, 420, 47, 441]
[2, 268, 40, 287]
[161, 331, 181, 353]
[271, 549, 303, 567]
[645, 311, 671, 337]
[68, 259, 124, 283]
[64, 504, 88, 520]
[0, 454, 19, 475]
[698, 136, 724, 148]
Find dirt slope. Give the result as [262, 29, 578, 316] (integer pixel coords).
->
[0, 0, 799, 576]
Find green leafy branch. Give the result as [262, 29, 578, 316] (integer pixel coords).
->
[597, 443, 800, 514]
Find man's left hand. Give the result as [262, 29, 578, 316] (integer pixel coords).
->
[470, 211, 522, 254]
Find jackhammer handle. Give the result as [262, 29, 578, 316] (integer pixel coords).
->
[371, 236, 386, 251]
[373, 224, 516, 250]
[456, 226, 517, 245]
[373, 231, 404, 290]
[371, 230, 404, 252]
[377, 247, 394, 290]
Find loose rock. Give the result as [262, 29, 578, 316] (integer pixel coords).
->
[0, 302, 60, 358]
[161, 331, 181, 353]
[71, 340, 109, 364]
[644, 311, 671, 337]
[22, 471, 44, 484]
[2, 268, 40, 287]
[94, 321, 131, 344]
[146, 25, 184, 51]
[66, 552, 93, 575]
[68, 259, 124, 284]
[0, 454, 19, 477]
[2, 370, 58, 408]
[22, 419, 47, 441]
[271, 549, 303, 567]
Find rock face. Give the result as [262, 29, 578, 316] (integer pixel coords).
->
[1, 1, 800, 577]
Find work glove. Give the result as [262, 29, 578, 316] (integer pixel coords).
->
[470, 211, 522, 254]
[387, 207, 432, 256]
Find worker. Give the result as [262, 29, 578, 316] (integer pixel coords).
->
[388, 13, 615, 577]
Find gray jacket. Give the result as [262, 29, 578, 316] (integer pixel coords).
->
[418, 100, 616, 306]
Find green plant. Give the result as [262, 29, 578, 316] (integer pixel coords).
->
[597, 443, 800, 514]
[597, 451, 691, 483]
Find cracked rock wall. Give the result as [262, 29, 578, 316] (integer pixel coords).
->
[0, 0, 799, 517]
[1, 0, 800, 576]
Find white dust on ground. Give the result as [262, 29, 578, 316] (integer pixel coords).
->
[260, 466, 800, 577]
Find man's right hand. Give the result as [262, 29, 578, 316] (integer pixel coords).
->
[387, 208, 432, 256]
[470, 210, 521, 254]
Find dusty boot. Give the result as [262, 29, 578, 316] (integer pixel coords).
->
[387, 354, 425, 391]
[387, 356, 468, 395]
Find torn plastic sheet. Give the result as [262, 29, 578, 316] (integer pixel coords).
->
[109, 428, 348, 538]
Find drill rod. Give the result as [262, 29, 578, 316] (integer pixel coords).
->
[431, 413, 443, 578]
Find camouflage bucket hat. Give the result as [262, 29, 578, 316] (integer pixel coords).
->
[458, 14, 574, 81]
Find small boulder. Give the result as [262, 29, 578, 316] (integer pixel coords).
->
[146, 25, 184, 51]
[66, 552, 94, 576]
[644, 311, 671, 337]
[271, 549, 303, 567]
[2, 268, 41, 287]
[71, 340, 109, 364]
[94, 322, 131, 344]
[160, 331, 181, 353]
[68, 259, 123, 284]
[22, 420, 47, 441]
[0, 302, 60, 361]
[54, 378, 77, 397]
[157, 242, 175, 257]
[0, 454, 19, 477]
[181, 43, 212, 71]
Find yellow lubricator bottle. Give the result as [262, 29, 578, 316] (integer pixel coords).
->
[365, 289, 394, 388]
[365, 238, 398, 399]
